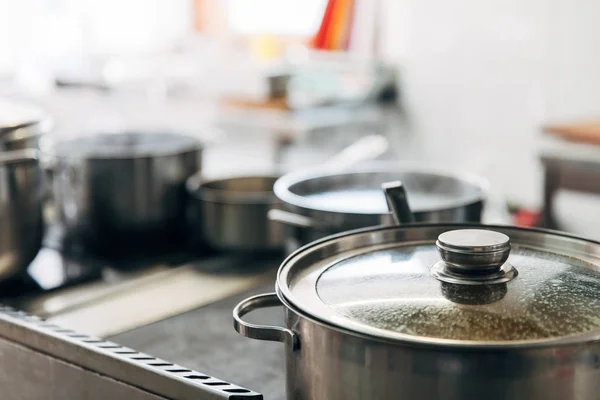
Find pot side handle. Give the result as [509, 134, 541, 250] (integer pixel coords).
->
[267, 209, 315, 229]
[233, 293, 299, 352]
[268, 209, 331, 232]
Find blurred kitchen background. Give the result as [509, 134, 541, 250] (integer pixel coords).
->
[3, 0, 600, 238]
[0, 0, 597, 233]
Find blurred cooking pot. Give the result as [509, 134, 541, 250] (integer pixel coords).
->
[235, 182, 600, 400]
[0, 98, 52, 150]
[186, 174, 282, 253]
[269, 162, 488, 253]
[43, 131, 202, 253]
[0, 98, 54, 203]
[0, 149, 43, 281]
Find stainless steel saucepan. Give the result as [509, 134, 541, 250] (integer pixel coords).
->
[185, 134, 389, 253]
[186, 174, 282, 253]
[235, 181, 600, 400]
[269, 162, 488, 253]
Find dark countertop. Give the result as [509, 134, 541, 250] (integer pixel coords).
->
[110, 282, 286, 399]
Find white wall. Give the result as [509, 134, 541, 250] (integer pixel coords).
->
[0, 0, 192, 70]
[545, 0, 600, 120]
[381, 0, 600, 208]
[0, 0, 193, 95]
[80, 0, 192, 55]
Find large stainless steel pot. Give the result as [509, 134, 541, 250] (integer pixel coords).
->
[0, 150, 43, 281]
[44, 131, 202, 253]
[235, 183, 600, 400]
[0, 98, 52, 150]
[270, 163, 488, 252]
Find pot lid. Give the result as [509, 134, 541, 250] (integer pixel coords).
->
[49, 131, 202, 159]
[273, 164, 487, 215]
[278, 224, 600, 346]
[0, 98, 47, 132]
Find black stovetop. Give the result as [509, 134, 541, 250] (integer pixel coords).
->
[0, 223, 218, 299]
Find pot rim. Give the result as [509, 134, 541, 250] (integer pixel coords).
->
[0, 149, 39, 166]
[187, 172, 281, 205]
[273, 161, 490, 216]
[0, 98, 52, 135]
[39, 131, 204, 160]
[276, 222, 600, 350]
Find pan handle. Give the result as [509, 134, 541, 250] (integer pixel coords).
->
[382, 181, 415, 224]
[321, 134, 389, 171]
[233, 293, 299, 351]
[268, 209, 322, 230]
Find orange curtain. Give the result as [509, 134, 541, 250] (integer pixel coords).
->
[310, 0, 355, 51]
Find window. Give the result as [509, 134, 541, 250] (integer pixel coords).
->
[226, 0, 325, 36]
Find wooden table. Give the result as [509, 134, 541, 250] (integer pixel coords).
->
[540, 123, 600, 229]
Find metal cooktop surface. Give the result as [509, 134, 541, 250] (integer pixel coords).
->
[0, 219, 282, 399]
[2, 224, 279, 338]
[110, 284, 287, 400]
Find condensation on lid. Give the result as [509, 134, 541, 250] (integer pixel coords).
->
[317, 246, 600, 341]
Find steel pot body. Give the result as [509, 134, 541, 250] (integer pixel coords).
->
[0, 150, 43, 281]
[271, 164, 487, 253]
[48, 132, 202, 252]
[186, 174, 283, 253]
[237, 293, 597, 400]
[234, 223, 600, 400]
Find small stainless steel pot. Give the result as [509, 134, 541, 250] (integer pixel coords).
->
[44, 131, 202, 252]
[0, 150, 43, 281]
[186, 174, 282, 253]
[0, 98, 52, 150]
[270, 163, 488, 253]
[235, 183, 600, 400]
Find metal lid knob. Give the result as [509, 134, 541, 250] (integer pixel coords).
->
[436, 229, 511, 274]
[432, 229, 517, 285]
